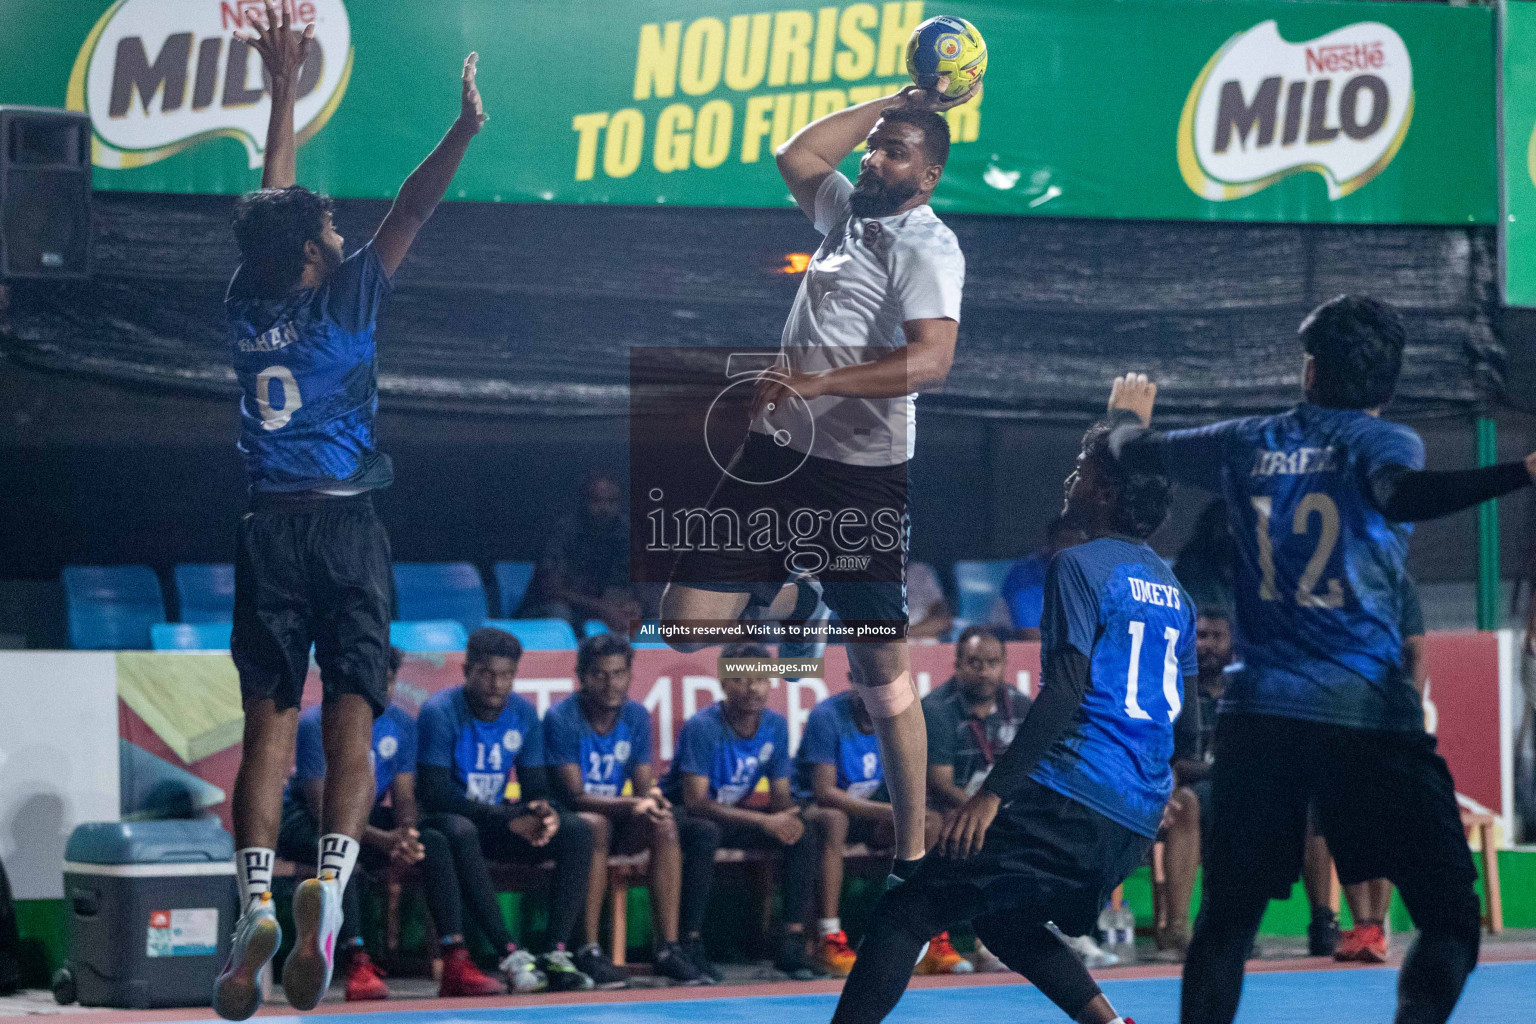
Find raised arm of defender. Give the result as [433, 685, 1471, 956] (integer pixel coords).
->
[238, 1, 311, 190]
[1104, 373, 1536, 521]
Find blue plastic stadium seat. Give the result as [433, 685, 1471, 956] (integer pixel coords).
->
[493, 561, 537, 617]
[151, 621, 233, 651]
[952, 559, 1014, 623]
[174, 563, 235, 623]
[393, 563, 487, 632]
[582, 619, 610, 638]
[62, 565, 166, 650]
[390, 619, 470, 653]
[483, 618, 578, 651]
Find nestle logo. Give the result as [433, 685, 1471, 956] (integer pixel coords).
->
[1305, 42, 1384, 75]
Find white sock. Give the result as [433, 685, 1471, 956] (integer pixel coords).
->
[318, 834, 359, 892]
[235, 847, 274, 910]
[818, 917, 841, 937]
[1107, 1017, 1126, 1024]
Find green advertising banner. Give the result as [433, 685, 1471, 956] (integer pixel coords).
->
[1505, 1, 1536, 304]
[0, 0, 1497, 223]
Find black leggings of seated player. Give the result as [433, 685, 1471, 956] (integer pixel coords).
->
[463, 810, 594, 950]
[1180, 715, 1481, 1024]
[669, 808, 824, 936]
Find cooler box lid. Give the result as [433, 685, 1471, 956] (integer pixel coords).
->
[65, 819, 234, 865]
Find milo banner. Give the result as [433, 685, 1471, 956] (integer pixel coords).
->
[0, 0, 1496, 222]
[1504, 0, 1536, 304]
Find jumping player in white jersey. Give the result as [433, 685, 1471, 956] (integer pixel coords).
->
[662, 80, 977, 882]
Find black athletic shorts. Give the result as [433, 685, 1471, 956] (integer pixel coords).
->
[1204, 713, 1477, 925]
[668, 431, 909, 628]
[231, 492, 393, 716]
[904, 779, 1153, 938]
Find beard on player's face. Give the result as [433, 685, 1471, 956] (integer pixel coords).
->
[850, 168, 921, 217]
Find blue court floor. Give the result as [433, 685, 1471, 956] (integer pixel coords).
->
[239, 961, 1534, 1024]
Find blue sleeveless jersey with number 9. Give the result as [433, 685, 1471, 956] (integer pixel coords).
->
[1156, 404, 1425, 731]
[1029, 538, 1197, 838]
[225, 241, 394, 493]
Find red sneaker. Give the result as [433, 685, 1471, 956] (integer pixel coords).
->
[343, 951, 390, 1001]
[439, 945, 506, 998]
[1334, 927, 1366, 962]
[1356, 923, 1389, 964]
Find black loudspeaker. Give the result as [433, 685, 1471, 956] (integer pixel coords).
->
[0, 106, 91, 280]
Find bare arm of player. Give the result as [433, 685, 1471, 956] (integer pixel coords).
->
[749, 317, 957, 419]
[926, 763, 970, 811]
[238, 0, 313, 190]
[386, 773, 425, 865]
[680, 772, 803, 842]
[553, 761, 645, 816]
[811, 763, 895, 824]
[371, 53, 488, 278]
[775, 83, 978, 219]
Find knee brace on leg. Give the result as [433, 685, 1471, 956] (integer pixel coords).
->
[870, 882, 947, 944]
[855, 671, 917, 719]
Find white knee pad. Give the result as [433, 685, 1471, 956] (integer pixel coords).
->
[854, 671, 917, 719]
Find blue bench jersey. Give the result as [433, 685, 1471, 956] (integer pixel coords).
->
[226, 240, 394, 493]
[417, 686, 544, 806]
[1156, 404, 1425, 731]
[660, 703, 790, 806]
[544, 696, 654, 796]
[791, 690, 883, 801]
[1029, 537, 1197, 838]
[286, 702, 416, 805]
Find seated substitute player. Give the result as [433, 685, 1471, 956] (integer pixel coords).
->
[215, 7, 487, 1018]
[660, 80, 979, 890]
[792, 683, 946, 976]
[416, 628, 596, 992]
[660, 644, 834, 980]
[275, 647, 422, 1001]
[828, 422, 1195, 1024]
[1106, 294, 1536, 1024]
[545, 634, 711, 986]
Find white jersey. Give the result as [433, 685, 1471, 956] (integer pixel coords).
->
[751, 172, 965, 467]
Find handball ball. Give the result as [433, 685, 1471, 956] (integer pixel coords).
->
[905, 16, 987, 99]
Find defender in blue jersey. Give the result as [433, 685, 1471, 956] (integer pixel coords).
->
[1106, 296, 1536, 1024]
[830, 424, 1193, 1024]
[660, 644, 837, 980]
[415, 628, 597, 994]
[545, 634, 711, 986]
[214, 11, 489, 1020]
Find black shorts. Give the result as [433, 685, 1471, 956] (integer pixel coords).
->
[231, 492, 393, 716]
[668, 431, 908, 628]
[904, 779, 1153, 938]
[1204, 714, 1477, 924]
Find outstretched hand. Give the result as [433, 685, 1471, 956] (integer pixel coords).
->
[897, 79, 982, 114]
[1108, 373, 1157, 427]
[457, 53, 488, 134]
[235, 0, 313, 88]
[938, 790, 999, 860]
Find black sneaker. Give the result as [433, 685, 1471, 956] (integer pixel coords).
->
[537, 950, 594, 992]
[775, 932, 824, 981]
[653, 942, 708, 985]
[683, 938, 723, 984]
[573, 944, 628, 990]
[1307, 914, 1340, 958]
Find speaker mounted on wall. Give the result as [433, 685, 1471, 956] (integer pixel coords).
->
[0, 106, 92, 281]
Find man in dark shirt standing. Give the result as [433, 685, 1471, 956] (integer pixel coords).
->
[521, 473, 643, 633]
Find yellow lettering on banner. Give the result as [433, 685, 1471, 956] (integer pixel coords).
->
[812, 88, 847, 120]
[680, 18, 726, 95]
[836, 5, 879, 81]
[877, 2, 924, 77]
[694, 99, 734, 168]
[634, 21, 681, 100]
[770, 91, 812, 148]
[812, 7, 839, 83]
[571, 111, 609, 181]
[741, 94, 776, 162]
[725, 13, 772, 91]
[946, 92, 980, 143]
[768, 10, 815, 87]
[605, 108, 645, 177]
[655, 103, 694, 173]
